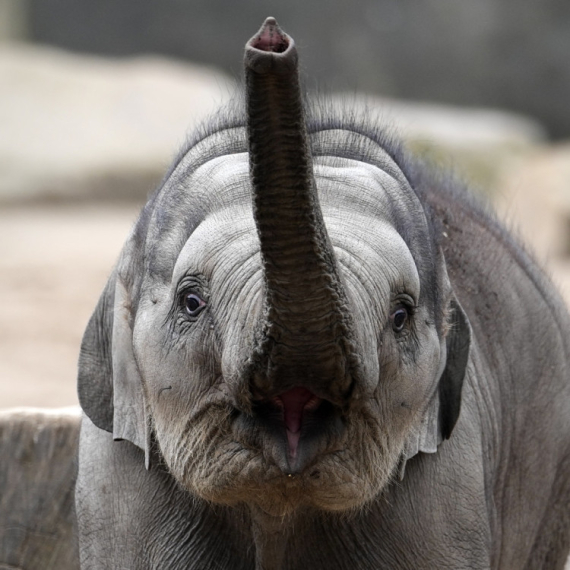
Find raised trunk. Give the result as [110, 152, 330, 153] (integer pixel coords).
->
[244, 18, 355, 401]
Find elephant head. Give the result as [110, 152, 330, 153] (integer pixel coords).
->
[78, 18, 470, 517]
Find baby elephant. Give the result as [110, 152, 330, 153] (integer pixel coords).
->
[76, 17, 570, 570]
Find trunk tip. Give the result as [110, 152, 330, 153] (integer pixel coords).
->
[245, 17, 297, 74]
[250, 17, 289, 53]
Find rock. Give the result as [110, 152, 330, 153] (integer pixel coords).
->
[0, 44, 234, 203]
[0, 407, 80, 570]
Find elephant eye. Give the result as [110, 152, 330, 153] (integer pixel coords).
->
[391, 307, 408, 332]
[184, 293, 206, 317]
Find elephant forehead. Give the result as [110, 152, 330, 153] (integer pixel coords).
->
[314, 155, 420, 223]
[315, 156, 425, 300]
[170, 154, 420, 291]
[170, 205, 419, 314]
[182, 152, 413, 221]
[327, 213, 420, 303]
[171, 208, 259, 285]
[185, 151, 251, 211]
[139, 151, 253, 286]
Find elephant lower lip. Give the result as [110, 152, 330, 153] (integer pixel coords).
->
[273, 387, 322, 460]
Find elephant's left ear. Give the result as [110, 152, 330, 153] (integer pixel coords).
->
[78, 256, 151, 468]
[437, 296, 471, 440]
[401, 296, 471, 470]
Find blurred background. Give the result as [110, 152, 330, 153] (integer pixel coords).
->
[1, 0, 570, 409]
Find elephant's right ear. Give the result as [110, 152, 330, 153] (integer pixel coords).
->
[78, 265, 149, 466]
[77, 271, 116, 432]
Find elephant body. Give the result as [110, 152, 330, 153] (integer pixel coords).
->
[75, 19, 570, 570]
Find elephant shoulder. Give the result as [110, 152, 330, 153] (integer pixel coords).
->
[419, 174, 569, 331]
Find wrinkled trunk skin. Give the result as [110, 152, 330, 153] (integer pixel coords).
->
[244, 18, 356, 402]
[243, 21, 362, 565]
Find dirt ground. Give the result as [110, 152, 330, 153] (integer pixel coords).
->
[2, 201, 570, 411]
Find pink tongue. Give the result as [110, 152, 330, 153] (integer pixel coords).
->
[279, 387, 314, 461]
[280, 387, 314, 434]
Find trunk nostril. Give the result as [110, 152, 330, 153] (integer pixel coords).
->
[250, 17, 290, 53]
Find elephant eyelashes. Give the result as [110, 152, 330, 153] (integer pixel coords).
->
[184, 293, 206, 317]
[391, 307, 409, 332]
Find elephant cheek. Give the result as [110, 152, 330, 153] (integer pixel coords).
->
[398, 328, 443, 415]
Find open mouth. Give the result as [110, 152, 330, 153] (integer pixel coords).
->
[251, 386, 342, 473]
[271, 387, 322, 461]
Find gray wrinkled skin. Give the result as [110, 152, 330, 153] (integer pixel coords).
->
[139, 150, 438, 515]
[76, 20, 570, 570]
